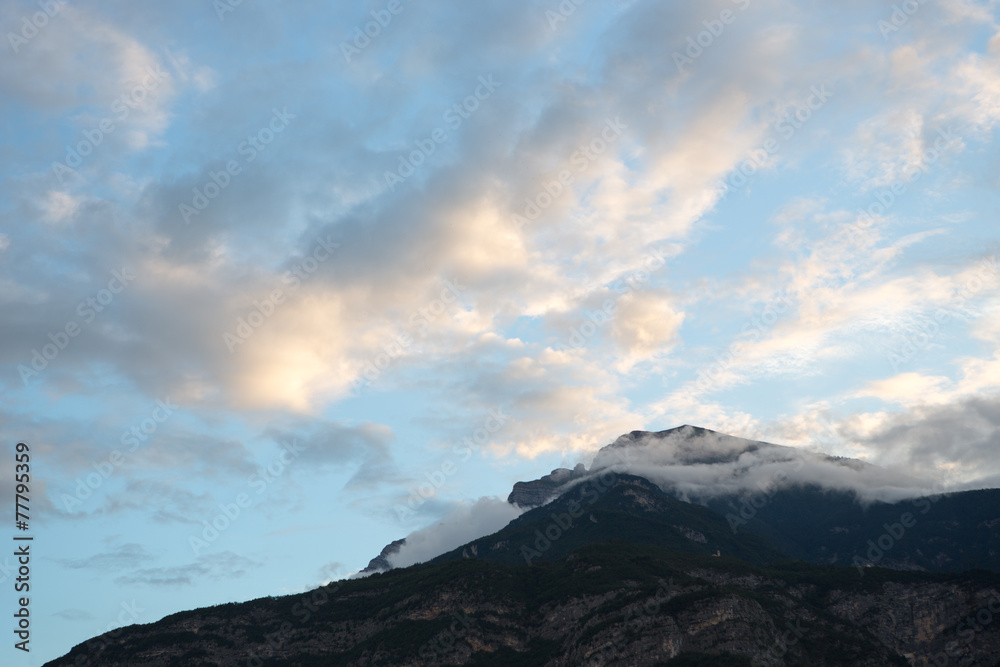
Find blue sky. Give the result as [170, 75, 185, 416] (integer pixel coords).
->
[2, 0, 1000, 663]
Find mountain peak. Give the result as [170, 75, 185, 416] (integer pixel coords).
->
[595, 424, 776, 470]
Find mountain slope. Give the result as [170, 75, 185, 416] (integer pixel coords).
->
[43, 542, 1000, 666]
[705, 486, 1000, 573]
[361, 425, 950, 575]
[43, 424, 1000, 666]
[432, 474, 788, 567]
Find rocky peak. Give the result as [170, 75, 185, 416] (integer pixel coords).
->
[506, 462, 588, 509]
[359, 538, 405, 574]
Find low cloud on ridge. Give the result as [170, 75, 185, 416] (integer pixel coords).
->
[582, 425, 941, 505]
[385, 496, 524, 569]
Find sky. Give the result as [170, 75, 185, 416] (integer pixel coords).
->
[1, 0, 999, 663]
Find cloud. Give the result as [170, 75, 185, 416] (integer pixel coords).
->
[853, 372, 952, 407]
[113, 551, 262, 587]
[609, 290, 685, 362]
[52, 609, 95, 622]
[387, 496, 524, 569]
[847, 394, 1000, 488]
[96, 480, 216, 524]
[56, 542, 154, 571]
[316, 561, 346, 584]
[261, 418, 401, 490]
[583, 426, 933, 504]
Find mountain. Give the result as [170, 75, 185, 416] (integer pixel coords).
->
[507, 462, 588, 508]
[358, 538, 406, 575]
[43, 541, 1000, 666]
[43, 425, 1000, 665]
[431, 474, 788, 567]
[704, 485, 1000, 573]
[366, 424, 1000, 575]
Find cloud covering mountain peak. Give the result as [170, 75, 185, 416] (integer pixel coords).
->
[586, 424, 934, 504]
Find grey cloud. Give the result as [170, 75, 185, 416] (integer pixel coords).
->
[52, 609, 95, 621]
[261, 418, 404, 493]
[263, 418, 393, 465]
[857, 395, 1000, 490]
[56, 542, 154, 571]
[97, 479, 216, 524]
[113, 551, 261, 587]
[316, 561, 345, 583]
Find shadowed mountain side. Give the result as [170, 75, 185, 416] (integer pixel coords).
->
[432, 474, 788, 568]
[704, 486, 1000, 573]
[363, 425, 999, 577]
[43, 542, 1000, 666]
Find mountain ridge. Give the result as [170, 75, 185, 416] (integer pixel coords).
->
[43, 424, 1000, 665]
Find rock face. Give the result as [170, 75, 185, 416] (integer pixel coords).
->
[359, 538, 405, 574]
[507, 462, 588, 508]
[44, 542, 1000, 666]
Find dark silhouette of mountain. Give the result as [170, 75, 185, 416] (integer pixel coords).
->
[704, 485, 1000, 574]
[43, 425, 1000, 665]
[432, 474, 788, 568]
[365, 424, 1000, 576]
[43, 541, 1000, 666]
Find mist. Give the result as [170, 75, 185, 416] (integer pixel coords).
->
[386, 496, 525, 569]
[582, 426, 942, 505]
